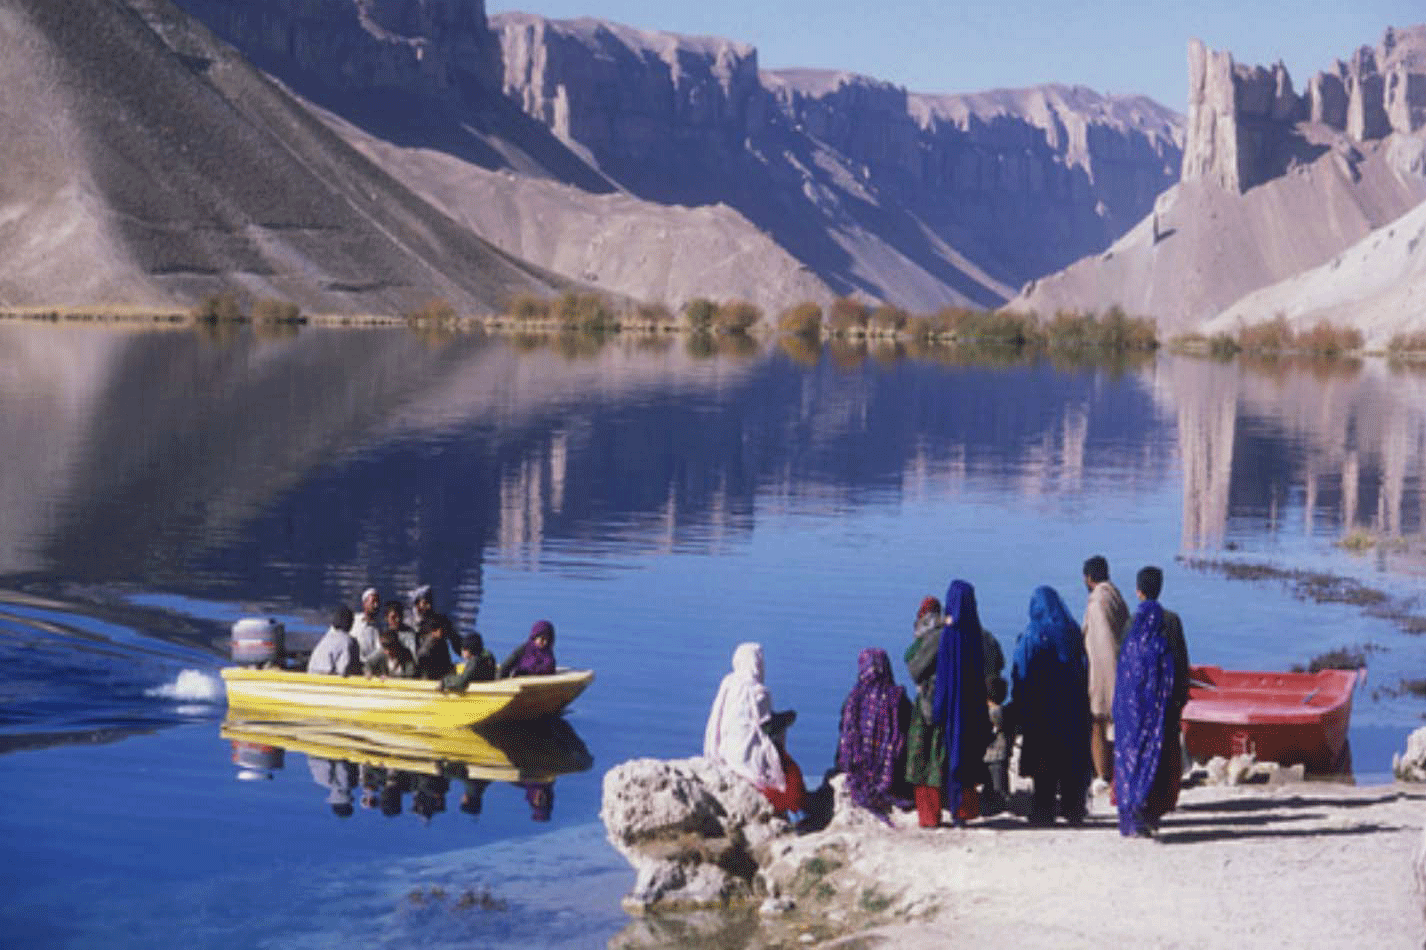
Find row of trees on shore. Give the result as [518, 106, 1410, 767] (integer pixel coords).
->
[17, 290, 1422, 360]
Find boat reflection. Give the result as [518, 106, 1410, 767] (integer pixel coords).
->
[221, 714, 592, 823]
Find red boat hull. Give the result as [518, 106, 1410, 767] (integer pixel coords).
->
[1180, 665, 1361, 774]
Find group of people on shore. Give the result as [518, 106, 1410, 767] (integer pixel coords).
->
[306, 584, 558, 691]
[703, 557, 1191, 838]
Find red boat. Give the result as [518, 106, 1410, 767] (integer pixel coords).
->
[1180, 664, 1363, 774]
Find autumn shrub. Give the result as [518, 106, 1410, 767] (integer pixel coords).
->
[868, 305, 908, 336]
[1236, 315, 1294, 352]
[193, 292, 244, 322]
[714, 300, 762, 335]
[953, 309, 1042, 347]
[405, 299, 457, 324]
[509, 294, 550, 321]
[633, 302, 678, 330]
[1387, 331, 1426, 355]
[553, 291, 617, 332]
[683, 298, 718, 333]
[778, 302, 823, 339]
[826, 297, 870, 337]
[1096, 305, 1158, 350]
[251, 298, 302, 324]
[1295, 320, 1362, 356]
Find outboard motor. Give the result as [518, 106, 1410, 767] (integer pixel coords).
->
[231, 617, 286, 668]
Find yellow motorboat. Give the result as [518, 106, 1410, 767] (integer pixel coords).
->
[220, 666, 594, 730]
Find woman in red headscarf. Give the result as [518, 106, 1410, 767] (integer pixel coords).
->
[904, 596, 948, 827]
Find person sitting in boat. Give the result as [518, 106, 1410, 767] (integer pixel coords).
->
[440, 631, 498, 692]
[383, 599, 417, 656]
[350, 587, 383, 666]
[307, 606, 361, 676]
[500, 620, 557, 678]
[703, 642, 806, 816]
[365, 630, 416, 679]
[414, 614, 457, 680]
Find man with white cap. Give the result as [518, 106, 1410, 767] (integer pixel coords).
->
[350, 587, 383, 665]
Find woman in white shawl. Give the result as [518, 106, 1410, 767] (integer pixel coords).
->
[703, 643, 805, 812]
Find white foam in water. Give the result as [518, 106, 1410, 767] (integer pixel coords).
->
[146, 669, 224, 702]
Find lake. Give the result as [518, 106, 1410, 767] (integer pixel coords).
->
[1, 323, 1422, 948]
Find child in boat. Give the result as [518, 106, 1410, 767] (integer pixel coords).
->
[500, 620, 557, 677]
[983, 675, 1010, 814]
[415, 615, 457, 680]
[383, 599, 417, 656]
[440, 631, 498, 693]
[364, 630, 416, 679]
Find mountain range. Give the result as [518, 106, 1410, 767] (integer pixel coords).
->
[1, 0, 1422, 341]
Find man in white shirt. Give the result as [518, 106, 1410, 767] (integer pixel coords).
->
[349, 587, 382, 665]
[307, 606, 360, 676]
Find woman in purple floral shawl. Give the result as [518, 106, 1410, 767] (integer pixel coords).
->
[836, 648, 909, 820]
[501, 620, 557, 677]
[1112, 600, 1176, 837]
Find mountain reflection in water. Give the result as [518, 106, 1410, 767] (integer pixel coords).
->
[1, 324, 1424, 950]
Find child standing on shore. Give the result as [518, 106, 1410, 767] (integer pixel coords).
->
[984, 676, 1011, 814]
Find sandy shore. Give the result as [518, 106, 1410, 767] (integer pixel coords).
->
[759, 781, 1426, 949]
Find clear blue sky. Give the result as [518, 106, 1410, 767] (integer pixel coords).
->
[487, 0, 1423, 113]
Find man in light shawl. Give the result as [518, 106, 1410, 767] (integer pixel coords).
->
[905, 596, 948, 827]
[350, 587, 383, 665]
[836, 648, 909, 822]
[307, 605, 361, 676]
[1008, 585, 1092, 825]
[1112, 566, 1181, 838]
[703, 643, 805, 813]
[1082, 555, 1130, 792]
[934, 580, 990, 825]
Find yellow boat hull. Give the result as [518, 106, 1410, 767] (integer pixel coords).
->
[220, 667, 593, 729]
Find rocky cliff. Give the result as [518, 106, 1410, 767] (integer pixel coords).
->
[490, 14, 1183, 303]
[0, 0, 562, 313]
[168, 0, 1183, 311]
[1014, 26, 1426, 338]
[1182, 27, 1426, 193]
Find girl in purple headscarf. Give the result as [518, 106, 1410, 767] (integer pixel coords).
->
[1112, 600, 1176, 837]
[934, 580, 991, 825]
[501, 620, 557, 678]
[836, 648, 910, 822]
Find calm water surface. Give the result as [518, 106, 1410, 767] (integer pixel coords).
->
[1, 325, 1423, 948]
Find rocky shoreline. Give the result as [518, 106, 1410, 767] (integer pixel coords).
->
[602, 740, 1426, 948]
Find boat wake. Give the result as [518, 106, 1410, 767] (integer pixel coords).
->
[0, 592, 227, 753]
[145, 669, 224, 703]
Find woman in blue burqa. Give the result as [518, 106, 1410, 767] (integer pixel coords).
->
[1008, 585, 1092, 825]
[933, 580, 990, 824]
[1112, 598, 1178, 837]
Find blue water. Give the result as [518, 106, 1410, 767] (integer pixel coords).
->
[1, 326, 1423, 948]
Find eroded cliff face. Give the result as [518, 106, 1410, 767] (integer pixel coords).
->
[113, 0, 1186, 310]
[1182, 26, 1426, 192]
[1014, 27, 1426, 338]
[490, 13, 1182, 296]
[172, 0, 501, 103]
